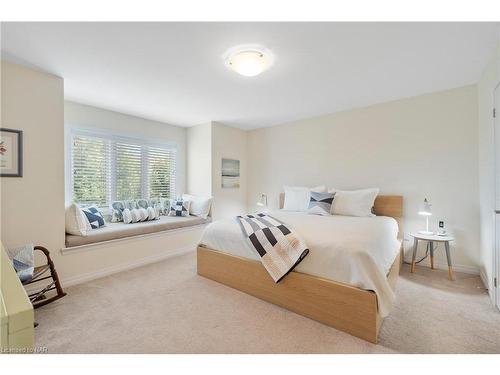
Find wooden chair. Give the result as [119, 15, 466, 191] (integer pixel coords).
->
[23, 246, 66, 309]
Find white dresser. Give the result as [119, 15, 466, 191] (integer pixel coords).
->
[0, 243, 34, 353]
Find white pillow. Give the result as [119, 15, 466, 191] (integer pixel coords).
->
[328, 188, 379, 217]
[147, 206, 159, 220]
[65, 203, 90, 236]
[182, 194, 213, 219]
[123, 208, 132, 224]
[137, 208, 149, 221]
[283, 185, 327, 211]
[311, 185, 327, 193]
[122, 208, 152, 223]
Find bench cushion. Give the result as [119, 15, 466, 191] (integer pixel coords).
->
[65, 215, 210, 248]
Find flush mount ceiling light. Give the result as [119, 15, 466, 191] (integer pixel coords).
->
[223, 44, 274, 77]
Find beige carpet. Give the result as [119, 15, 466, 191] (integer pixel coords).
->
[35, 252, 500, 353]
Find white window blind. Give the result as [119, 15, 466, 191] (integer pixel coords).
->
[70, 130, 176, 207]
[115, 141, 142, 201]
[72, 135, 110, 206]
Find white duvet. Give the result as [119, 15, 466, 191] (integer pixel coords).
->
[199, 210, 401, 317]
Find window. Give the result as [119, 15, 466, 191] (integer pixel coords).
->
[69, 129, 176, 207]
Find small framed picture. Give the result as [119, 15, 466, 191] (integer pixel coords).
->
[221, 158, 240, 188]
[0, 128, 23, 177]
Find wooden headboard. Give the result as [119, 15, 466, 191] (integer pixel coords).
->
[278, 193, 403, 238]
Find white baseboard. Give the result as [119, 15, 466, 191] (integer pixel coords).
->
[403, 255, 479, 275]
[25, 246, 196, 294]
[62, 245, 196, 288]
[479, 269, 496, 306]
[479, 269, 490, 291]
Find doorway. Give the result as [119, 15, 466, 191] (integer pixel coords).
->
[495, 82, 500, 311]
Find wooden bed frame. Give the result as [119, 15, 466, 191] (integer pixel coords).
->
[197, 194, 403, 344]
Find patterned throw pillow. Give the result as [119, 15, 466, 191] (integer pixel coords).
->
[307, 192, 335, 216]
[123, 208, 142, 223]
[124, 200, 138, 210]
[122, 206, 160, 224]
[137, 199, 149, 209]
[142, 198, 164, 215]
[111, 201, 125, 222]
[82, 206, 106, 229]
[160, 198, 171, 215]
[148, 198, 160, 207]
[168, 198, 190, 217]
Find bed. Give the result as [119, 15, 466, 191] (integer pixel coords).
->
[197, 194, 403, 343]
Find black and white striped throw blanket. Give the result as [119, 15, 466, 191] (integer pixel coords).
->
[236, 213, 309, 283]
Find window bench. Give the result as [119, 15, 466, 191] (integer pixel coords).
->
[65, 216, 211, 248]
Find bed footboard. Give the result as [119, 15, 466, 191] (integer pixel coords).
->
[197, 246, 400, 343]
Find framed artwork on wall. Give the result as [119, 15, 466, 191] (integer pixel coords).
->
[221, 158, 240, 188]
[0, 128, 23, 177]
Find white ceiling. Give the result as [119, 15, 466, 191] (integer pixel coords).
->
[1, 22, 498, 130]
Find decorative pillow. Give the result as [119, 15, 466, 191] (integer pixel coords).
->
[111, 199, 163, 224]
[123, 208, 141, 223]
[182, 194, 212, 219]
[168, 198, 190, 217]
[122, 207, 159, 224]
[139, 208, 149, 221]
[82, 206, 106, 229]
[111, 201, 126, 222]
[148, 199, 163, 218]
[138, 200, 161, 221]
[7, 244, 35, 283]
[137, 199, 149, 209]
[307, 192, 335, 216]
[146, 206, 159, 220]
[65, 203, 90, 236]
[133, 199, 160, 216]
[122, 208, 133, 224]
[124, 200, 138, 210]
[283, 185, 327, 212]
[148, 198, 161, 212]
[151, 198, 170, 215]
[328, 188, 379, 217]
[311, 185, 327, 193]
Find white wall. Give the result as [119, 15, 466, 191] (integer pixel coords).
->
[1, 65, 203, 285]
[186, 121, 248, 220]
[64, 101, 187, 199]
[211, 122, 247, 220]
[186, 122, 212, 196]
[1, 61, 66, 264]
[0, 60, 488, 285]
[57, 226, 205, 286]
[478, 43, 500, 292]
[247, 86, 480, 271]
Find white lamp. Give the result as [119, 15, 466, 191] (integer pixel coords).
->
[257, 193, 268, 209]
[223, 45, 275, 77]
[418, 198, 433, 235]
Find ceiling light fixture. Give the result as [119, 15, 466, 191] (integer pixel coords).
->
[223, 44, 274, 77]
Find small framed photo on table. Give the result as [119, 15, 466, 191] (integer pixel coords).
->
[0, 128, 23, 177]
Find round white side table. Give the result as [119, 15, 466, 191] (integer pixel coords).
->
[409, 233, 455, 280]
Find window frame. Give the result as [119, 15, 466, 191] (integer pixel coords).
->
[65, 125, 178, 209]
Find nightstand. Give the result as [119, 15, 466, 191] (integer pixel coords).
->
[409, 233, 455, 280]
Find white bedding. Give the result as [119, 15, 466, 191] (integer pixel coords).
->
[199, 210, 401, 317]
